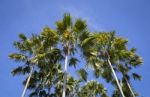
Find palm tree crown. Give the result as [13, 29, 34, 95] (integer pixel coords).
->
[9, 13, 143, 97]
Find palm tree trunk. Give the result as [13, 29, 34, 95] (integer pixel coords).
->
[107, 59, 125, 97]
[62, 55, 68, 97]
[21, 66, 33, 97]
[124, 77, 136, 97]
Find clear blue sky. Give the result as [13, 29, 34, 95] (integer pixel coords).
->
[0, 0, 150, 97]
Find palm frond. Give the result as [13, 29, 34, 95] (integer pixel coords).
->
[77, 69, 88, 81]
[63, 13, 72, 29]
[132, 73, 141, 80]
[19, 33, 27, 41]
[74, 18, 87, 33]
[11, 66, 30, 76]
[69, 57, 79, 68]
[9, 53, 28, 62]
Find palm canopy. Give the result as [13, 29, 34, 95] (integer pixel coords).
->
[28, 64, 64, 97]
[9, 28, 63, 97]
[9, 33, 42, 75]
[81, 31, 143, 96]
[81, 31, 142, 78]
[56, 13, 88, 55]
[9, 13, 143, 97]
[78, 80, 108, 97]
[9, 26, 62, 75]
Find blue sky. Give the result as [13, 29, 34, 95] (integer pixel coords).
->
[0, 0, 150, 97]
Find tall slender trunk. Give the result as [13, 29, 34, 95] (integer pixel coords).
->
[124, 76, 136, 97]
[107, 59, 125, 97]
[62, 55, 68, 97]
[21, 66, 33, 97]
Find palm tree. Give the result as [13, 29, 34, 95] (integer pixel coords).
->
[9, 13, 143, 97]
[56, 13, 88, 97]
[81, 32, 127, 97]
[82, 31, 143, 97]
[115, 47, 143, 97]
[9, 33, 45, 97]
[9, 27, 61, 97]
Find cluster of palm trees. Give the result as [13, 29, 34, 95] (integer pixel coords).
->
[9, 13, 143, 97]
